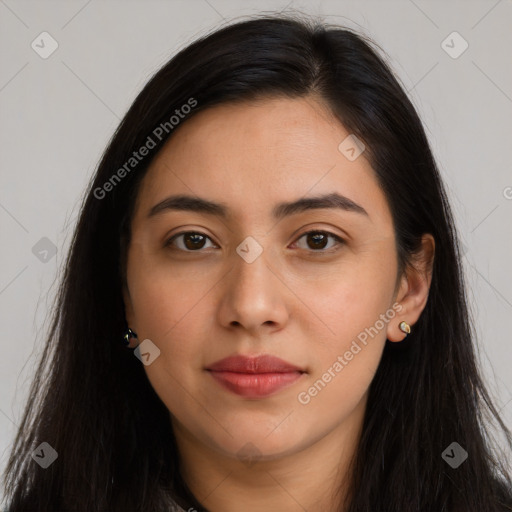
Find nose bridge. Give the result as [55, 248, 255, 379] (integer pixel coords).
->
[232, 238, 273, 298]
[220, 236, 284, 330]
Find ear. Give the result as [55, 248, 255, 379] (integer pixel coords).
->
[386, 233, 435, 342]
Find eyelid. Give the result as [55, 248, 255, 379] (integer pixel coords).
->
[165, 228, 345, 254]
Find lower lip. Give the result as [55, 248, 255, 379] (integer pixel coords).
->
[207, 370, 304, 398]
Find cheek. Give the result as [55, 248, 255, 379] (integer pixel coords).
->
[292, 290, 392, 440]
[129, 274, 213, 427]
[298, 242, 397, 343]
[126, 240, 215, 341]
[129, 277, 212, 374]
[125, 246, 217, 399]
[296, 246, 397, 408]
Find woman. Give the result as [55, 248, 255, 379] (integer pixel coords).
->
[2, 13, 511, 512]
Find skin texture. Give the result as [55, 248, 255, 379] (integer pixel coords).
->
[123, 96, 435, 511]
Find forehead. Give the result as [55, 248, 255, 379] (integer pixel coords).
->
[153, 95, 351, 172]
[132, 96, 391, 227]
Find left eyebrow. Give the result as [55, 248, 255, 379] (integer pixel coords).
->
[147, 192, 369, 220]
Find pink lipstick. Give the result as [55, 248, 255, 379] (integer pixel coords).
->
[205, 354, 305, 399]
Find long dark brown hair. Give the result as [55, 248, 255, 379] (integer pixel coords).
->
[3, 12, 511, 512]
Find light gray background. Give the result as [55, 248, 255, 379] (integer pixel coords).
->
[1, 0, 511, 489]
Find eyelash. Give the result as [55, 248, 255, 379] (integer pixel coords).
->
[164, 230, 345, 255]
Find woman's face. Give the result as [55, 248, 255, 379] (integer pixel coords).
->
[123, 96, 412, 463]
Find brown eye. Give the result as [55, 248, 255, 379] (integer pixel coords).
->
[165, 230, 344, 254]
[294, 230, 344, 253]
[166, 232, 215, 251]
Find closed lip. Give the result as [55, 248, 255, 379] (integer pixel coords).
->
[205, 354, 306, 374]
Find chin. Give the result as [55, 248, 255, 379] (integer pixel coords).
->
[204, 420, 309, 462]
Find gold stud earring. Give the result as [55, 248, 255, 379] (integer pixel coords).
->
[398, 321, 411, 338]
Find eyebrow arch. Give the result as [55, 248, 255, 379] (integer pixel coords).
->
[147, 192, 369, 220]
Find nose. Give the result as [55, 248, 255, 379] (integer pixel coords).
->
[216, 245, 289, 336]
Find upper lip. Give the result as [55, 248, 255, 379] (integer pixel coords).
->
[206, 354, 305, 374]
